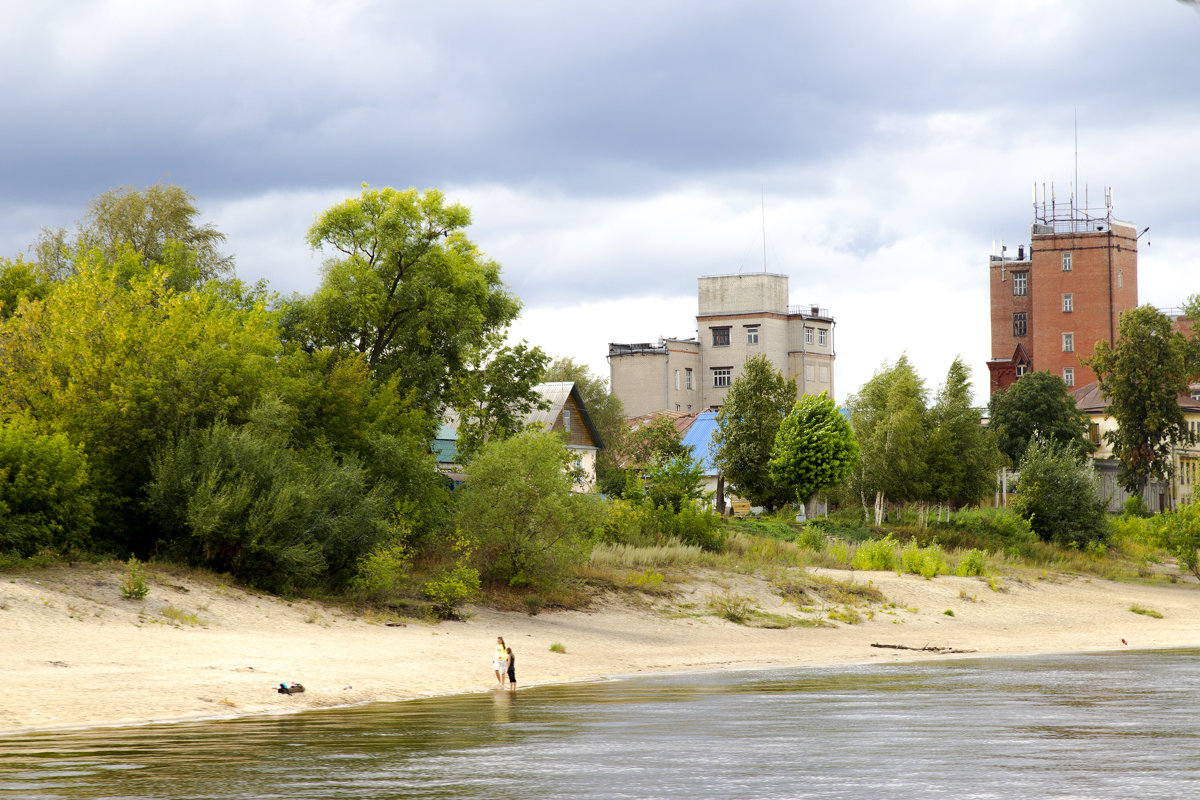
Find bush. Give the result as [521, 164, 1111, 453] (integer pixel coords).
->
[1123, 494, 1148, 518]
[352, 540, 412, 600]
[1151, 501, 1200, 581]
[0, 416, 95, 558]
[955, 548, 988, 577]
[795, 526, 826, 552]
[458, 430, 598, 590]
[599, 496, 724, 552]
[423, 563, 481, 620]
[852, 534, 898, 571]
[1012, 436, 1110, 546]
[146, 411, 394, 594]
[900, 540, 947, 579]
[120, 556, 149, 600]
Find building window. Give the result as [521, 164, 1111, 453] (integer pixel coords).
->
[1062, 293, 1073, 313]
[713, 368, 732, 388]
[746, 327, 759, 345]
[804, 326, 814, 345]
[805, 364, 815, 382]
[819, 365, 830, 383]
[1062, 252, 1073, 271]
[1118, 269, 1124, 289]
[817, 328, 828, 346]
[1062, 332, 1074, 352]
[1012, 271, 1027, 296]
[711, 327, 730, 347]
[1191, 389, 1200, 401]
[1015, 364, 1028, 377]
[1063, 367, 1075, 387]
[1013, 312, 1027, 337]
[685, 368, 693, 390]
[1181, 457, 1198, 487]
[1089, 423, 1101, 446]
[562, 409, 572, 433]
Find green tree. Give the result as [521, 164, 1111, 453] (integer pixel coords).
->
[34, 183, 235, 290]
[987, 370, 1093, 465]
[769, 391, 859, 515]
[623, 415, 690, 471]
[621, 415, 698, 508]
[0, 256, 279, 546]
[542, 356, 626, 494]
[1087, 305, 1199, 496]
[0, 257, 54, 319]
[451, 338, 549, 463]
[1012, 435, 1109, 546]
[298, 186, 520, 416]
[925, 358, 1000, 508]
[456, 429, 598, 590]
[711, 355, 797, 511]
[845, 355, 927, 524]
[0, 416, 95, 557]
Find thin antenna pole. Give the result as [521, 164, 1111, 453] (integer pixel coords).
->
[1074, 110, 1078, 217]
[761, 186, 767, 273]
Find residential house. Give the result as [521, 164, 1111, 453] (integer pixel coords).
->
[1070, 381, 1200, 512]
[524, 381, 605, 491]
[434, 382, 605, 491]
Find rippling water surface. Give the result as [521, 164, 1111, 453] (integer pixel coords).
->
[3, 649, 1199, 799]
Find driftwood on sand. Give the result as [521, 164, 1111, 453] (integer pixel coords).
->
[870, 643, 977, 654]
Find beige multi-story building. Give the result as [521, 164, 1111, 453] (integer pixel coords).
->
[608, 273, 835, 417]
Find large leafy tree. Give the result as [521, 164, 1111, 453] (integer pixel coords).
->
[1087, 305, 1199, 496]
[0, 255, 279, 546]
[34, 183, 235, 290]
[296, 186, 520, 417]
[987, 370, 1093, 465]
[844, 355, 927, 524]
[769, 391, 859, 513]
[711, 355, 797, 510]
[925, 358, 1000, 508]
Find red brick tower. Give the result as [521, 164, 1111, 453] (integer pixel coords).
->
[987, 185, 1139, 395]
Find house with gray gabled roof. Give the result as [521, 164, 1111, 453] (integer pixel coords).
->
[526, 381, 605, 491]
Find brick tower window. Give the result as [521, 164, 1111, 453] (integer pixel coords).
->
[1013, 312, 1027, 337]
[1012, 271, 1027, 296]
[1062, 293, 1073, 312]
[1062, 332, 1074, 352]
[1062, 252, 1073, 271]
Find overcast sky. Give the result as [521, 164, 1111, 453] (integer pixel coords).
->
[3, 0, 1199, 406]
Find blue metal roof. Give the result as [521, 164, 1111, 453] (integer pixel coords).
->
[680, 411, 720, 475]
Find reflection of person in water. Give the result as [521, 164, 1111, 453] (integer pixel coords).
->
[506, 647, 516, 692]
[494, 637, 509, 688]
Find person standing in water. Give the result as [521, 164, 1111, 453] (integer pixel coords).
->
[493, 637, 509, 688]
[506, 646, 517, 692]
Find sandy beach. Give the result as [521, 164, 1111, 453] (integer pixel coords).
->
[2, 562, 1199, 736]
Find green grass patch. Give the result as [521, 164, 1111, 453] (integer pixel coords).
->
[1129, 604, 1163, 619]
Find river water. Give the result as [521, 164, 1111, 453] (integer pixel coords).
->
[2, 649, 1199, 799]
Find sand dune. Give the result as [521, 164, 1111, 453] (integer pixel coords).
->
[2, 562, 1198, 735]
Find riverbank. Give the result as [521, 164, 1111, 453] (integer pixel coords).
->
[3, 562, 1198, 735]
